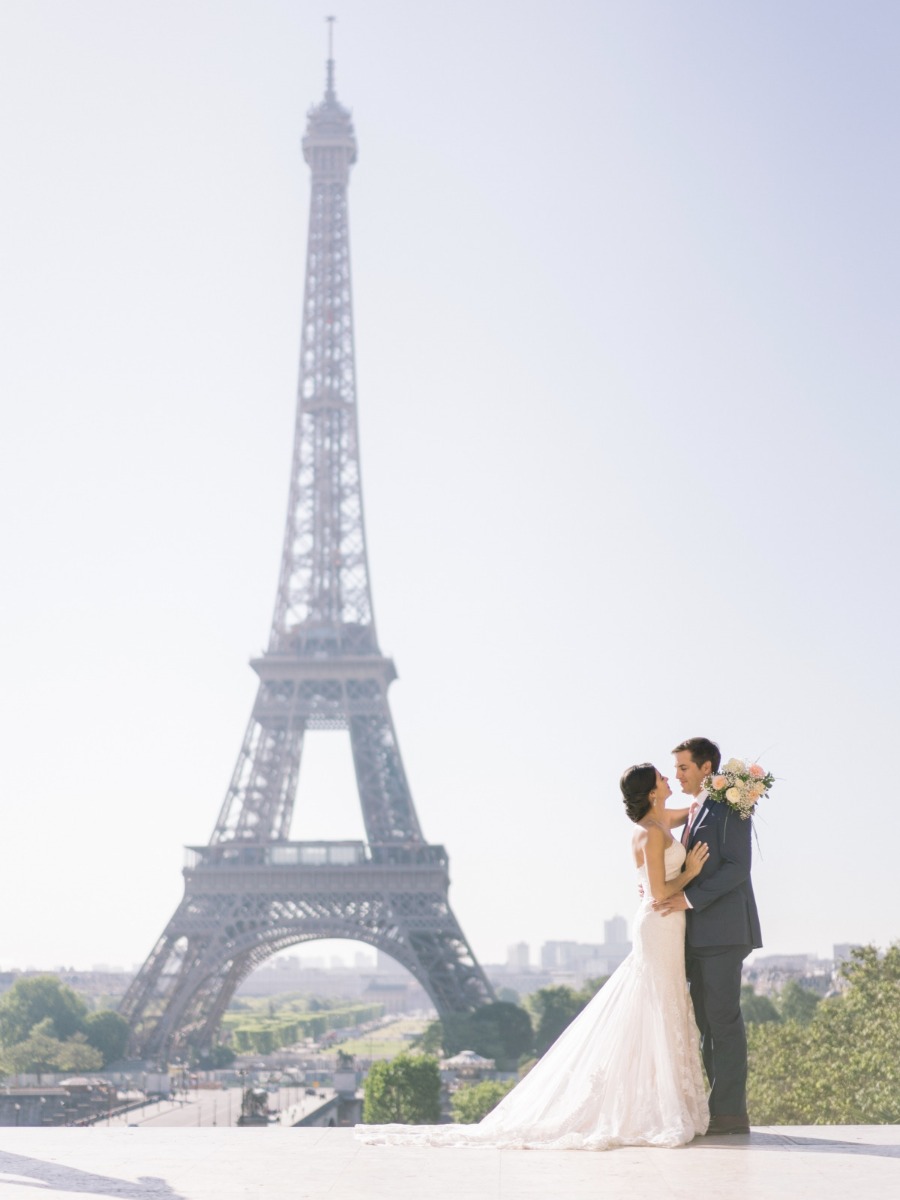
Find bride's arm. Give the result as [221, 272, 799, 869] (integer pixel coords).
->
[641, 826, 708, 900]
[661, 805, 691, 831]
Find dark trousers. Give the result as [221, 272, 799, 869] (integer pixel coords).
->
[686, 943, 751, 1116]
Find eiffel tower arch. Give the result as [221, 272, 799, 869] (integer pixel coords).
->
[120, 49, 495, 1061]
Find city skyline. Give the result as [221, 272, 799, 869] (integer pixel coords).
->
[0, 928, 871, 981]
[2, 2, 899, 973]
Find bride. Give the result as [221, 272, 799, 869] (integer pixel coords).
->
[356, 763, 710, 1150]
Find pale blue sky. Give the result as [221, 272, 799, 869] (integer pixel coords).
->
[0, 1, 897, 972]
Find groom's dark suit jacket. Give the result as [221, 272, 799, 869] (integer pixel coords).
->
[683, 799, 762, 950]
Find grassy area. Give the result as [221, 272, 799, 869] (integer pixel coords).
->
[223, 999, 384, 1054]
[227, 993, 349, 1013]
[333, 1016, 430, 1060]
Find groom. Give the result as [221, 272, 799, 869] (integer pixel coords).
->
[654, 736, 762, 1135]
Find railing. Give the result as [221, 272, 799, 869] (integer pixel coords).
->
[184, 841, 448, 870]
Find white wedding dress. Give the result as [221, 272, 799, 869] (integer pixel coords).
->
[356, 840, 709, 1150]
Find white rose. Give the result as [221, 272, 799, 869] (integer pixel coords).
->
[726, 786, 742, 804]
[723, 758, 745, 775]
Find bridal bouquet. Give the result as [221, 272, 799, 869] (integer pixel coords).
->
[703, 758, 775, 819]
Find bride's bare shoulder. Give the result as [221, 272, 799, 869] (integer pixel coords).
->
[632, 822, 663, 845]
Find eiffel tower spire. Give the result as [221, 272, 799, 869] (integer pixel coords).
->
[120, 48, 494, 1060]
[325, 14, 337, 102]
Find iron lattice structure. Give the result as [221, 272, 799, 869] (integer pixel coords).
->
[120, 58, 494, 1060]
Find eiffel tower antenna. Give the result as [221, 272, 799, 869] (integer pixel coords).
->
[326, 15, 336, 99]
[120, 43, 494, 1061]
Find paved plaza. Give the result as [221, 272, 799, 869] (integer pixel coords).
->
[0, 1126, 898, 1199]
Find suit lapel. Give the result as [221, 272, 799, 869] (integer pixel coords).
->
[688, 800, 713, 844]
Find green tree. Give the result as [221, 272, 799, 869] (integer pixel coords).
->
[0, 1018, 103, 1080]
[413, 1021, 444, 1056]
[0, 976, 88, 1045]
[362, 1053, 441, 1124]
[748, 944, 900, 1124]
[525, 986, 589, 1056]
[55, 1032, 103, 1073]
[0, 1018, 63, 1081]
[778, 980, 820, 1025]
[83, 1010, 130, 1065]
[195, 1043, 236, 1069]
[581, 977, 609, 999]
[437, 1003, 533, 1068]
[473, 1002, 533, 1066]
[741, 984, 781, 1024]
[451, 1078, 515, 1124]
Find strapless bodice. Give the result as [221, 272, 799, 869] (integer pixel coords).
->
[636, 838, 686, 885]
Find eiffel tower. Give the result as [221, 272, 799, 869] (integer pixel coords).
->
[121, 43, 494, 1061]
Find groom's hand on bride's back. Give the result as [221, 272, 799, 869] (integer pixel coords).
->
[652, 894, 689, 916]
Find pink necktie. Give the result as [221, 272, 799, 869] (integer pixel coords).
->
[682, 800, 701, 846]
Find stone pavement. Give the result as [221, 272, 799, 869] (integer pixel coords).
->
[0, 1126, 897, 1199]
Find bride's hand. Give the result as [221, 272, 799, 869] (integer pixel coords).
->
[684, 841, 709, 879]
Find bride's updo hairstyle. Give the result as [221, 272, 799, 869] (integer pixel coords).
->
[620, 763, 657, 823]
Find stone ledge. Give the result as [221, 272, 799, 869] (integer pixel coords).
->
[0, 1125, 897, 1199]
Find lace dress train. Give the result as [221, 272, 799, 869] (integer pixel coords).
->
[356, 841, 708, 1150]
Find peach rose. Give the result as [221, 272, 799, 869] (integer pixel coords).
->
[748, 763, 765, 778]
[712, 775, 728, 790]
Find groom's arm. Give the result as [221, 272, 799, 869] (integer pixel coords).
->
[682, 809, 751, 912]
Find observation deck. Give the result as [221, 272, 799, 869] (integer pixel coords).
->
[184, 840, 449, 871]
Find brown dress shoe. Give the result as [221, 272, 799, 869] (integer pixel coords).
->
[706, 1113, 751, 1135]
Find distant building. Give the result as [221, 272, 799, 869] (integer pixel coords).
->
[751, 953, 819, 973]
[743, 952, 837, 998]
[539, 920, 632, 982]
[362, 979, 428, 1015]
[376, 950, 407, 976]
[506, 942, 530, 970]
[833, 943, 862, 965]
[604, 916, 627, 945]
[234, 955, 431, 1012]
[541, 941, 578, 970]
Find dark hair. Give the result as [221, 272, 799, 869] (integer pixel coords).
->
[671, 736, 721, 775]
[620, 763, 657, 823]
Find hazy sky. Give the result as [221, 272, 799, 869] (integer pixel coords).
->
[1, 1, 898, 974]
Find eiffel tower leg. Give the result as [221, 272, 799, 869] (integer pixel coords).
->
[212, 716, 305, 844]
[349, 709, 422, 843]
[407, 930, 495, 1014]
[120, 923, 212, 1060]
